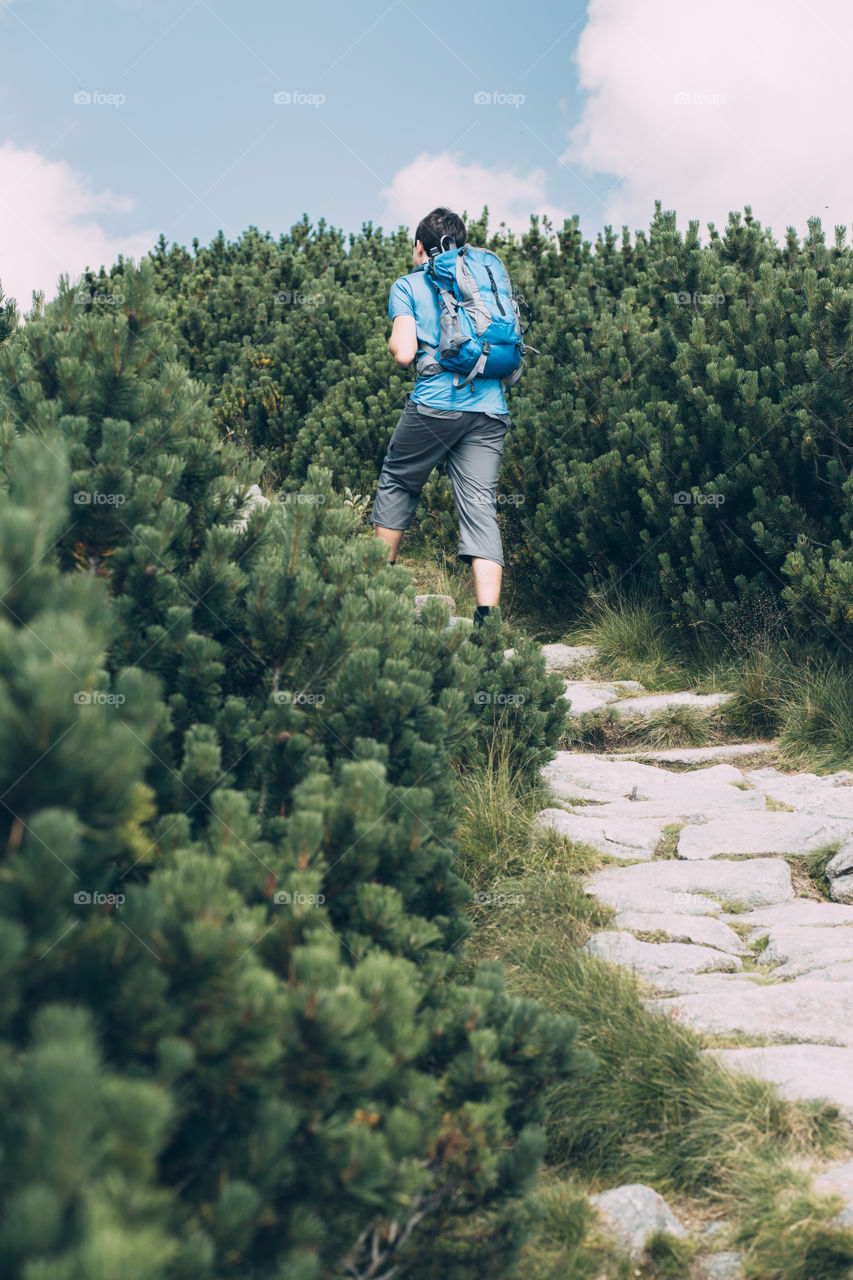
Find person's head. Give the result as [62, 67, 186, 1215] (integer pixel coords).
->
[413, 207, 466, 266]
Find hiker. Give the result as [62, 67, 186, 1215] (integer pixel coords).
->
[371, 206, 522, 630]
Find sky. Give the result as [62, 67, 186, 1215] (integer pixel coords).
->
[1, 0, 851, 311]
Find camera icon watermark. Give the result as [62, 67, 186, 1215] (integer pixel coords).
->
[276, 491, 326, 505]
[471, 891, 526, 906]
[273, 290, 325, 306]
[73, 89, 126, 108]
[473, 691, 526, 706]
[73, 490, 126, 505]
[273, 90, 325, 107]
[73, 690, 126, 705]
[673, 490, 726, 506]
[473, 90, 525, 108]
[673, 90, 725, 107]
[74, 289, 125, 307]
[673, 291, 725, 307]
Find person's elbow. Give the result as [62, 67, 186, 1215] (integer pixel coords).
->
[389, 339, 417, 368]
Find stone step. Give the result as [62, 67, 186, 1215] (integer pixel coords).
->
[706, 1046, 853, 1124]
[604, 743, 776, 763]
[612, 910, 750, 956]
[561, 680, 646, 714]
[583, 931, 744, 985]
[676, 811, 853, 861]
[648, 975, 853, 1046]
[608, 690, 733, 717]
[586, 858, 795, 913]
[540, 642, 598, 671]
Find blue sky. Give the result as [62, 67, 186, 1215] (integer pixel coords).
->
[1, 0, 850, 308]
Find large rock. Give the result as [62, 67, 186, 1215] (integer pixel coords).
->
[676, 812, 853, 861]
[583, 931, 743, 985]
[535, 809, 662, 861]
[707, 1045, 853, 1123]
[648, 977, 853, 1046]
[724, 901, 853, 930]
[813, 1160, 853, 1229]
[540, 642, 598, 670]
[759, 924, 853, 977]
[561, 681, 643, 714]
[414, 593, 455, 616]
[609, 691, 733, 717]
[543, 755, 762, 817]
[827, 843, 853, 904]
[586, 858, 794, 912]
[613, 910, 749, 955]
[230, 482, 271, 531]
[611, 743, 775, 763]
[588, 1183, 687, 1261]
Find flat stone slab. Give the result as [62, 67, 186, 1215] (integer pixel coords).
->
[759, 925, 853, 977]
[609, 691, 733, 717]
[724, 901, 853, 930]
[535, 809, 661, 860]
[544, 755, 759, 812]
[676, 812, 853, 861]
[609, 743, 776, 763]
[814, 1160, 853, 1228]
[649, 977, 853, 1045]
[561, 681, 646, 714]
[540, 642, 598, 670]
[586, 858, 794, 912]
[588, 1183, 687, 1261]
[584, 931, 743, 985]
[707, 1045, 853, 1123]
[613, 910, 750, 955]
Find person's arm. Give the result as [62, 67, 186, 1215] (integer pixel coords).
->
[388, 314, 418, 368]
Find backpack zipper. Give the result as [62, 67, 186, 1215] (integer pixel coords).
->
[484, 264, 506, 315]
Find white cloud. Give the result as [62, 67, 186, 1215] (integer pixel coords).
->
[564, 0, 853, 244]
[379, 150, 567, 241]
[0, 142, 157, 311]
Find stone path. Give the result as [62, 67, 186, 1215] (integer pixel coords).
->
[531, 640, 853, 1245]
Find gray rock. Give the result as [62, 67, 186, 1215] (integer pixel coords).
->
[543, 755, 760, 816]
[759, 924, 853, 977]
[535, 809, 661, 861]
[561, 681, 627, 714]
[724, 901, 853, 930]
[649, 977, 853, 1046]
[609, 691, 733, 717]
[583, 931, 743, 983]
[691, 1251, 744, 1280]
[590, 885, 725, 916]
[707, 1045, 853, 1123]
[586, 858, 794, 911]
[414, 593, 455, 616]
[613, 910, 750, 955]
[782, 961, 853, 983]
[676, 812, 853, 861]
[814, 1160, 853, 1228]
[828, 843, 853, 904]
[610, 743, 775, 763]
[540, 642, 598, 670]
[588, 1183, 687, 1261]
[230, 482, 271, 531]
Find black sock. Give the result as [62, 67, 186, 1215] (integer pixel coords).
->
[473, 605, 491, 627]
[388, 559, 396, 565]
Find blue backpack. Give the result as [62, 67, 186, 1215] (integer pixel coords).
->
[414, 237, 537, 392]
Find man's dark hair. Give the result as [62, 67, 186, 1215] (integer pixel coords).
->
[415, 207, 466, 256]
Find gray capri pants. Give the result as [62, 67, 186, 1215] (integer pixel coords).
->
[370, 394, 511, 566]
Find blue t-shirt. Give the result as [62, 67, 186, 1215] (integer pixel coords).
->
[388, 266, 509, 415]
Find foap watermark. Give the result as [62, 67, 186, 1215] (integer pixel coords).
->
[673, 490, 726, 507]
[673, 290, 725, 307]
[74, 289, 125, 307]
[273, 890, 325, 906]
[673, 90, 726, 107]
[74, 690, 126, 706]
[73, 490, 126, 505]
[272, 691, 326, 706]
[471, 891, 526, 907]
[276, 491, 326, 505]
[273, 90, 325, 107]
[274, 290, 324, 306]
[73, 89, 126, 108]
[473, 90, 525, 108]
[473, 691, 526, 706]
[470, 492, 525, 506]
[73, 890, 126, 906]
